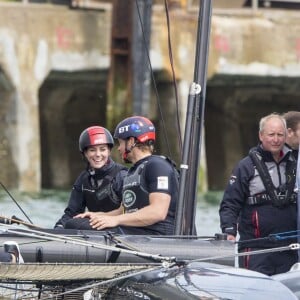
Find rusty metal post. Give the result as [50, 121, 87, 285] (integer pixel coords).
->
[107, 0, 153, 129]
[107, 0, 133, 130]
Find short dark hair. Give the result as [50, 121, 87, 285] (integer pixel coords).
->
[282, 111, 300, 131]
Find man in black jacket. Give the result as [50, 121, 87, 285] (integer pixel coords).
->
[219, 113, 298, 275]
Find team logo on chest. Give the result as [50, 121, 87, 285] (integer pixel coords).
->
[123, 190, 136, 208]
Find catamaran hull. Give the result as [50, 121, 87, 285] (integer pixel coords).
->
[105, 261, 298, 300]
[0, 229, 235, 265]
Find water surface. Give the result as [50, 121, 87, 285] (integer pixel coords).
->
[0, 190, 221, 235]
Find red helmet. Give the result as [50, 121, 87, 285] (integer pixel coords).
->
[79, 126, 114, 152]
[114, 116, 155, 143]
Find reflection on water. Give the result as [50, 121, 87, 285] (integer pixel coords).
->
[0, 189, 222, 235]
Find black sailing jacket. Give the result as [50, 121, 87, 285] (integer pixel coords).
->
[219, 144, 297, 249]
[55, 158, 127, 228]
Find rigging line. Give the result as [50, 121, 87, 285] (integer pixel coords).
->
[0, 181, 33, 224]
[0, 215, 43, 229]
[0, 283, 37, 294]
[126, 234, 215, 239]
[0, 239, 50, 249]
[134, 0, 173, 159]
[106, 231, 141, 252]
[164, 0, 182, 154]
[236, 230, 300, 245]
[0, 215, 176, 253]
[0, 223, 176, 264]
[271, 229, 300, 239]
[39, 264, 166, 300]
[192, 243, 300, 263]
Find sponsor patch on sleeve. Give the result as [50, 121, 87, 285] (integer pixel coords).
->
[157, 176, 169, 189]
[229, 175, 237, 185]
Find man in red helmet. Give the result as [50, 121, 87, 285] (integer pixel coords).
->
[54, 126, 127, 229]
[75, 116, 178, 235]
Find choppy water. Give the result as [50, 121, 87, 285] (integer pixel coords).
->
[0, 189, 222, 235]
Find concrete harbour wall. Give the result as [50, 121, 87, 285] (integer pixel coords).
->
[0, 2, 300, 191]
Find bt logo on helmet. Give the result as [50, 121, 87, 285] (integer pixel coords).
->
[118, 125, 130, 133]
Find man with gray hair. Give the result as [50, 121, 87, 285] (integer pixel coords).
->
[219, 113, 298, 275]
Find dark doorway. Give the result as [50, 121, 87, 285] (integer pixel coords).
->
[205, 75, 300, 190]
[39, 70, 108, 189]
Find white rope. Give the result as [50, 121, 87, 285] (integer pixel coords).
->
[193, 243, 300, 263]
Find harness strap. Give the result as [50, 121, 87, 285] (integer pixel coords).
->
[285, 154, 297, 199]
[247, 193, 297, 205]
[249, 150, 296, 207]
[90, 163, 126, 189]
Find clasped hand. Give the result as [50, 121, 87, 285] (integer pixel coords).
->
[74, 211, 119, 230]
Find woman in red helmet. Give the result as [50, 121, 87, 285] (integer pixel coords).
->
[75, 116, 178, 235]
[54, 126, 127, 229]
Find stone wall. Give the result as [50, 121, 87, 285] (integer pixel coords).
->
[0, 3, 112, 191]
[0, 2, 300, 191]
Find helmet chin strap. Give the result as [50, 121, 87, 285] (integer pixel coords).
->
[123, 139, 137, 163]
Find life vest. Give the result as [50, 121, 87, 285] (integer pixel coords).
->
[83, 164, 124, 212]
[122, 156, 177, 235]
[122, 162, 148, 212]
[122, 155, 179, 214]
[247, 150, 297, 207]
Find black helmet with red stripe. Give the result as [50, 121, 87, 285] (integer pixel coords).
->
[114, 116, 155, 143]
[79, 126, 114, 152]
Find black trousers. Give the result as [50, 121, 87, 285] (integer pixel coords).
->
[239, 247, 298, 275]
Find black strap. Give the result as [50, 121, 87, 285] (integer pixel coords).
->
[105, 232, 121, 263]
[285, 154, 297, 201]
[247, 193, 297, 205]
[249, 150, 279, 204]
[105, 232, 138, 263]
[106, 248, 121, 263]
[88, 163, 125, 190]
[95, 163, 126, 187]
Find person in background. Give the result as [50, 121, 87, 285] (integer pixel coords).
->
[0, 241, 23, 263]
[283, 111, 300, 159]
[54, 126, 127, 230]
[283, 111, 300, 262]
[219, 113, 297, 275]
[75, 116, 178, 235]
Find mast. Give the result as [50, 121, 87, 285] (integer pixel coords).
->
[297, 146, 300, 260]
[175, 0, 212, 235]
